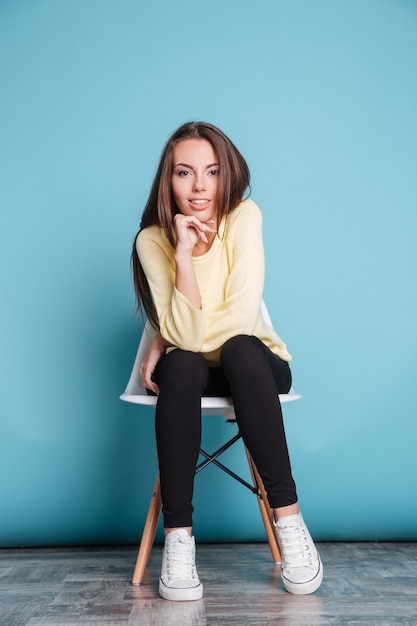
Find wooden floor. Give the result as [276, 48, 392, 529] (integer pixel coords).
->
[1, 542, 416, 625]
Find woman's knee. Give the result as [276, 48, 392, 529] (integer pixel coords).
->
[221, 335, 291, 394]
[220, 335, 265, 371]
[157, 349, 208, 392]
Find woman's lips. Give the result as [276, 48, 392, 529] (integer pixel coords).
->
[189, 199, 210, 209]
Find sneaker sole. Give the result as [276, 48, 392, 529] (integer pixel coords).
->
[159, 580, 203, 602]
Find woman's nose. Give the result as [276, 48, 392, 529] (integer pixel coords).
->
[193, 174, 205, 191]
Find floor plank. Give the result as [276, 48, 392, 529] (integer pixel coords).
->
[0, 543, 416, 625]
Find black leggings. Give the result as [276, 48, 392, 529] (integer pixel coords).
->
[152, 335, 298, 529]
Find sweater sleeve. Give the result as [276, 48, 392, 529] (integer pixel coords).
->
[136, 228, 206, 351]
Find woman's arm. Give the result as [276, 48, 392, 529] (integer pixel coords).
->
[140, 332, 172, 394]
[136, 215, 216, 352]
[173, 213, 206, 310]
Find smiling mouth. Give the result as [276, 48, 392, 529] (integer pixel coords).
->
[190, 199, 210, 206]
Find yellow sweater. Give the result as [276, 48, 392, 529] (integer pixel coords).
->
[136, 198, 292, 365]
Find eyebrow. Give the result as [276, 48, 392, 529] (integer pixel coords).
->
[174, 162, 219, 169]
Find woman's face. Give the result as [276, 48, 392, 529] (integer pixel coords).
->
[171, 138, 219, 222]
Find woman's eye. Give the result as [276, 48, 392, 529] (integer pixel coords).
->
[209, 169, 219, 176]
[178, 170, 190, 176]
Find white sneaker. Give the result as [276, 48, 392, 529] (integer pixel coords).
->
[159, 529, 203, 601]
[274, 512, 323, 595]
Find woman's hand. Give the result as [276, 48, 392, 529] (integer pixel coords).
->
[140, 333, 172, 394]
[173, 213, 216, 254]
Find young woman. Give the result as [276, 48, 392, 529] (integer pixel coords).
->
[131, 121, 323, 601]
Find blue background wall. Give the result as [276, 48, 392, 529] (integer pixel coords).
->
[1, 0, 416, 547]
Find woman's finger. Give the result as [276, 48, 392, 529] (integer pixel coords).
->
[175, 214, 207, 233]
[141, 364, 160, 394]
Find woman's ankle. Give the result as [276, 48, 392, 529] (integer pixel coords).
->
[273, 503, 299, 521]
[164, 526, 192, 536]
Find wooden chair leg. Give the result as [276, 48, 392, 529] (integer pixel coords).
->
[244, 447, 281, 564]
[132, 473, 162, 585]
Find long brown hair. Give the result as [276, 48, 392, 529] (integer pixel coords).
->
[131, 121, 251, 328]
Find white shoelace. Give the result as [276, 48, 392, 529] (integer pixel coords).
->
[165, 535, 196, 581]
[279, 521, 315, 571]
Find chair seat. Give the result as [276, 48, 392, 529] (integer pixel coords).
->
[120, 390, 301, 408]
[120, 390, 301, 423]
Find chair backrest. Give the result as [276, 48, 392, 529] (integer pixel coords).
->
[120, 300, 301, 419]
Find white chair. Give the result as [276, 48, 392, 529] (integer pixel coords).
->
[120, 301, 301, 584]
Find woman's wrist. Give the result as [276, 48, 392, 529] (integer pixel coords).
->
[174, 246, 194, 262]
[156, 332, 172, 351]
